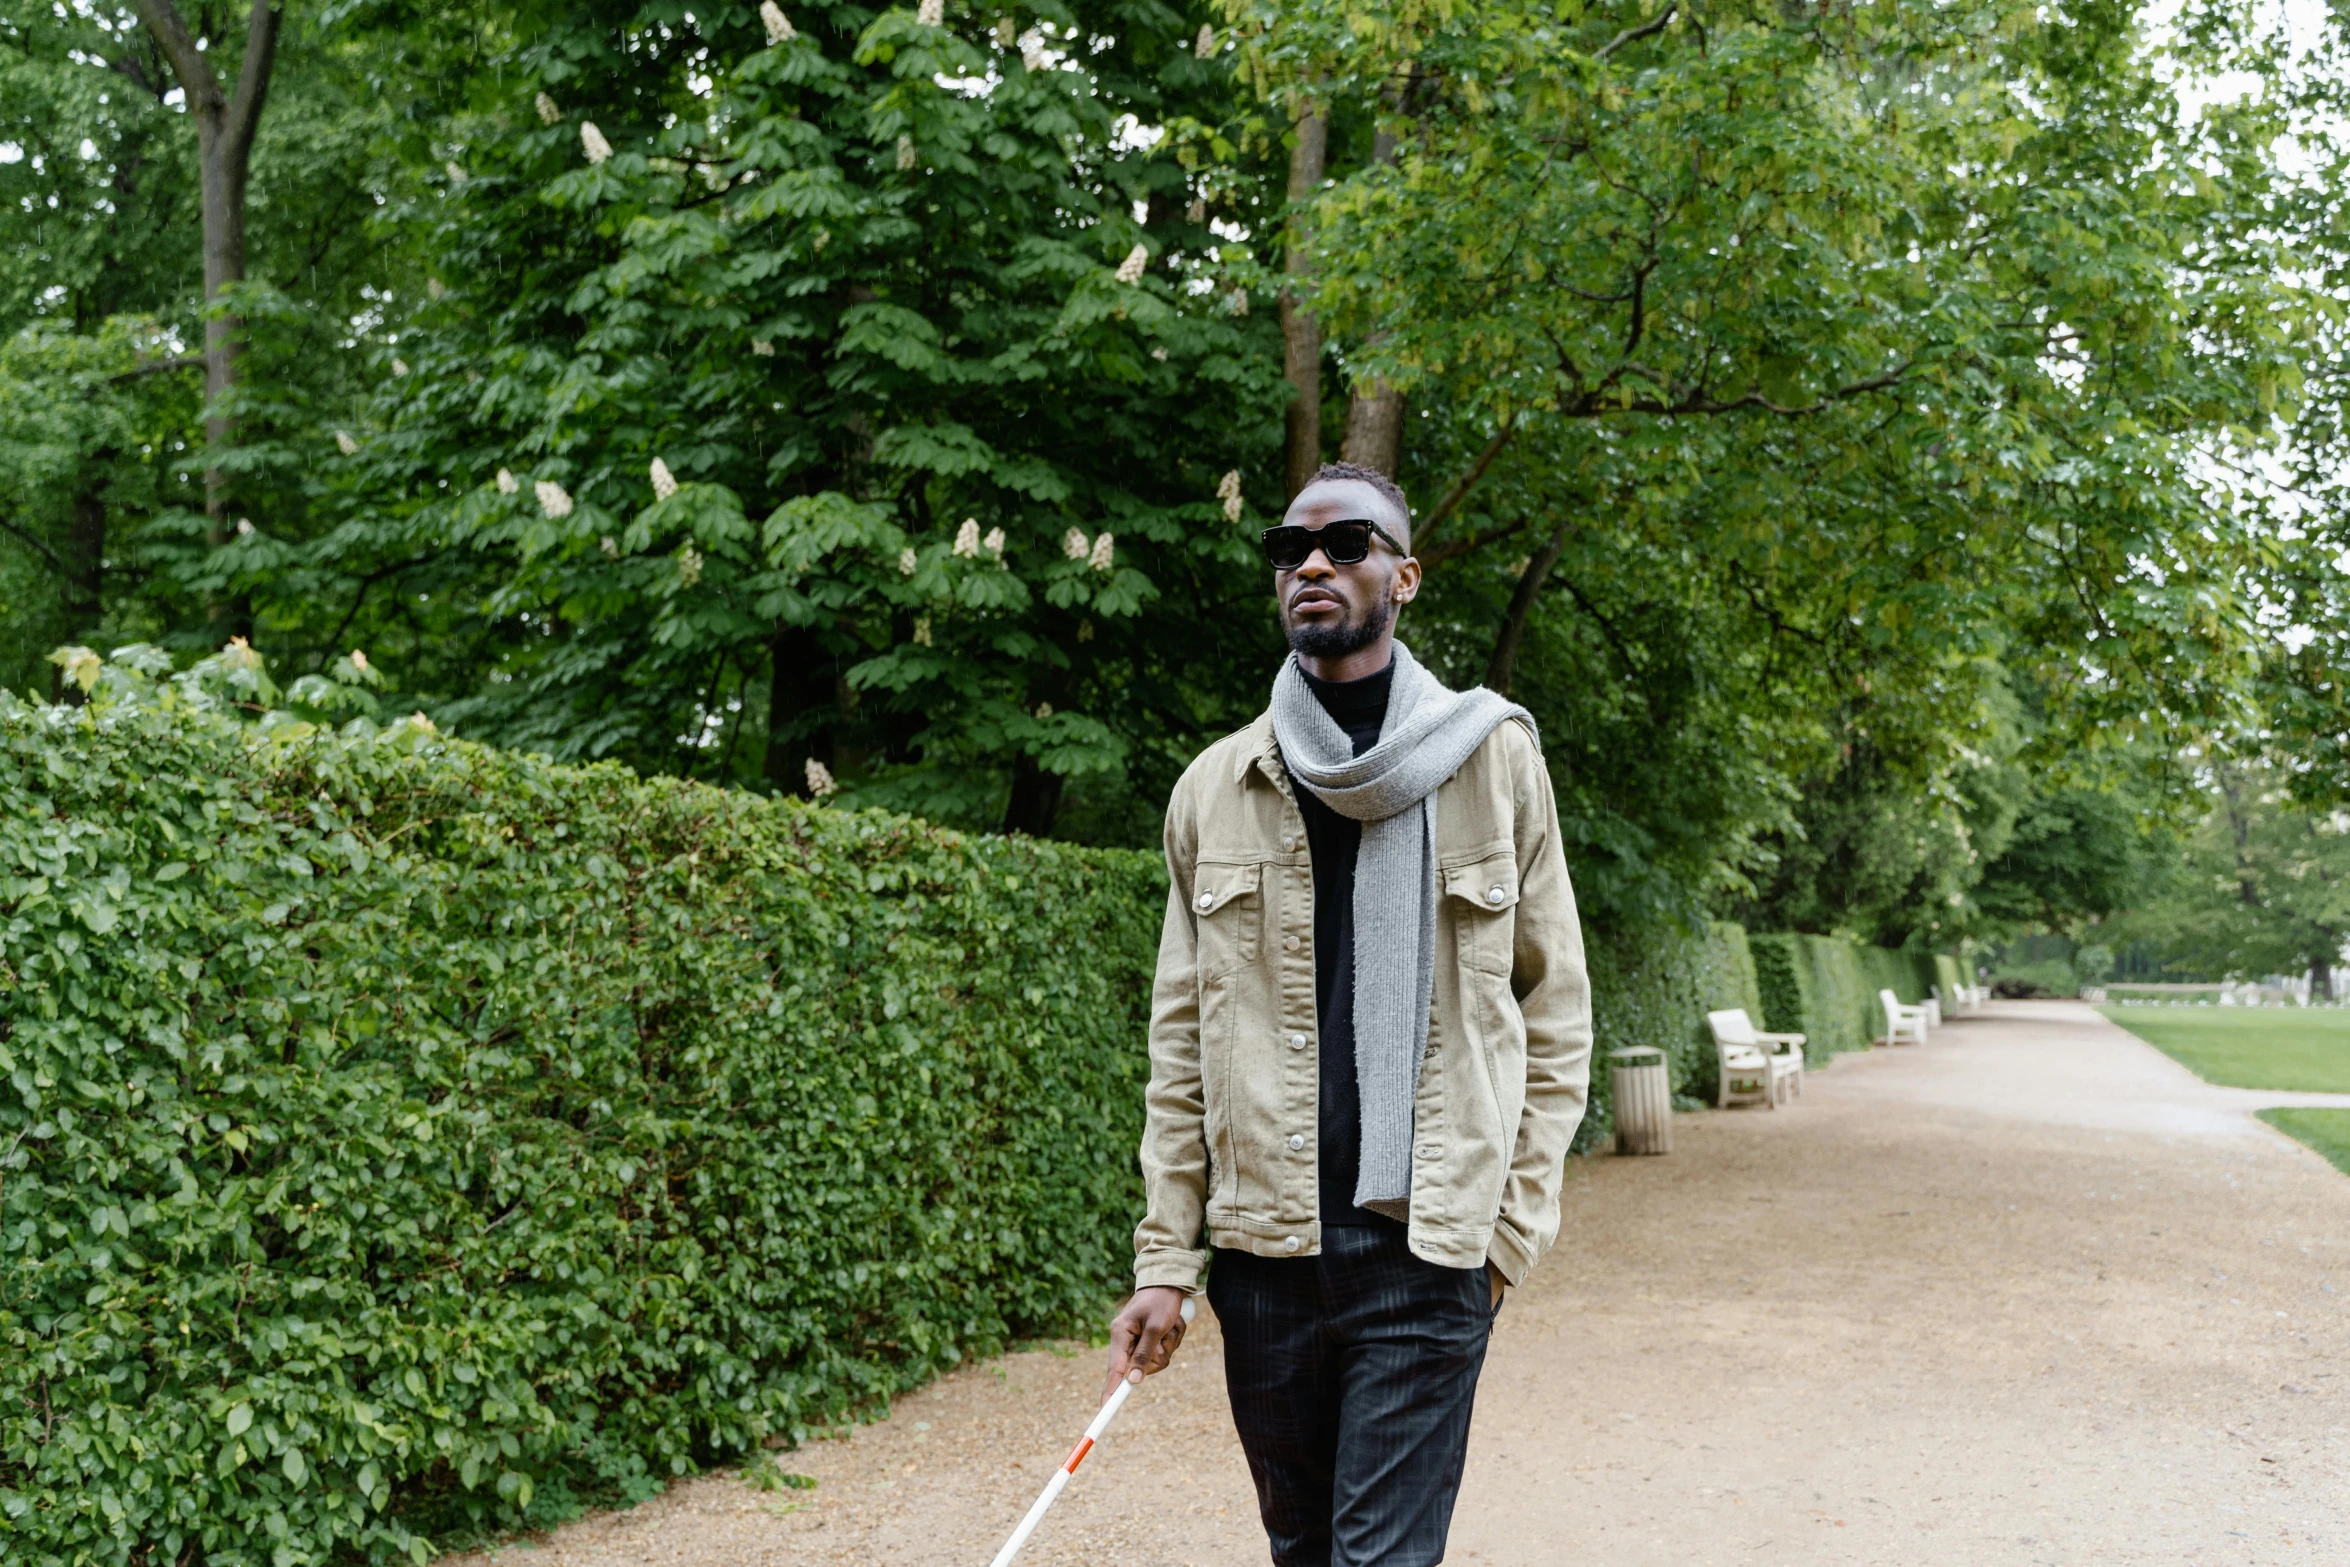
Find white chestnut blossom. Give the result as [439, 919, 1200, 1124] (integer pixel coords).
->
[496, 468, 519, 494]
[913, 615, 933, 646]
[535, 480, 574, 519]
[898, 546, 920, 575]
[982, 526, 1005, 558]
[1019, 28, 1046, 69]
[446, 161, 467, 184]
[335, 430, 359, 456]
[1194, 22, 1215, 57]
[752, 339, 775, 356]
[1114, 243, 1149, 284]
[350, 649, 371, 674]
[896, 135, 918, 171]
[994, 17, 1014, 44]
[762, 0, 795, 43]
[1088, 531, 1115, 572]
[535, 91, 561, 124]
[50, 645, 102, 692]
[677, 544, 703, 587]
[1151, 347, 1168, 362]
[1033, 701, 1053, 719]
[390, 358, 409, 377]
[953, 518, 981, 557]
[235, 517, 254, 537]
[804, 757, 837, 797]
[1228, 288, 1249, 316]
[601, 535, 620, 558]
[917, 0, 943, 24]
[1062, 527, 1088, 561]
[1218, 468, 1244, 522]
[651, 457, 678, 500]
[581, 121, 613, 164]
[1187, 197, 1206, 224]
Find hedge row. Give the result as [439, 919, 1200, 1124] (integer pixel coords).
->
[1750, 933, 1940, 1058]
[0, 650, 1969, 1563]
[1578, 920, 1764, 1146]
[0, 653, 1161, 1565]
[1582, 924, 1955, 1144]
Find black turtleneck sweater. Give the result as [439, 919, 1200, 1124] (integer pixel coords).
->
[1292, 658, 1401, 1231]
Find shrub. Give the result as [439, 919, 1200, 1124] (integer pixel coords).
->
[1580, 919, 1763, 1145]
[1751, 933, 1940, 1057]
[0, 651, 1160, 1565]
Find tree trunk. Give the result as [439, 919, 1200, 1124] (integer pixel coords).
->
[1339, 383, 1405, 477]
[1484, 521, 1569, 696]
[1002, 752, 1065, 838]
[763, 625, 839, 795]
[63, 468, 109, 639]
[1338, 125, 1405, 481]
[2314, 951, 2335, 1003]
[1280, 105, 1328, 500]
[130, 0, 278, 633]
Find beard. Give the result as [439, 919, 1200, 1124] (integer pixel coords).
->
[1284, 590, 1392, 660]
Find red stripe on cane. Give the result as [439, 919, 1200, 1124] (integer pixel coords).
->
[1062, 1436, 1095, 1474]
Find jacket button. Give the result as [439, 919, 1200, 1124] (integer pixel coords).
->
[1197, 890, 1216, 911]
[1282, 834, 1297, 851]
[1487, 885, 1507, 905]
[1283, 1236, 1302, 1252]
[1287, 1133, 1305, 1151]
[1283, 934, 1301, 952]
[1288, 1032, 1306, 1050]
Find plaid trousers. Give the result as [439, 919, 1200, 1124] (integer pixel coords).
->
[1207, 1224, 1499, 1567]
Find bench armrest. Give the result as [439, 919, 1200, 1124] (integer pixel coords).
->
[1755, 1031, 1807, 1047]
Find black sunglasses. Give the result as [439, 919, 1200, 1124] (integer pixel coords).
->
[1260, 518, 1409, 571]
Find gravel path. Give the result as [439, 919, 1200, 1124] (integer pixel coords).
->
[451, 1001, 2350, 1566]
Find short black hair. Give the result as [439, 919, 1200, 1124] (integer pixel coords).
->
[1310, 460, 1410, 521]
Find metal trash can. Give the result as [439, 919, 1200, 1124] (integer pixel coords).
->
[1610, 1046, 1672, 1156]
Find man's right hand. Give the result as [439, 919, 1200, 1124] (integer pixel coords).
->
[1102, 1286, 1190, 1403]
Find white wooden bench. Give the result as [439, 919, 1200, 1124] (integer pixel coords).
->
[1707, 1008, 1805, 1106]
[1879, 988, 1930, 1046]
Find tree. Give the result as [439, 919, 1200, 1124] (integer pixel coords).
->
[128, 0, 280, 593]
[313, 0, 1289, 836]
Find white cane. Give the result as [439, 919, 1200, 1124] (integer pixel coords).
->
[986, 1297, 1196, 1567]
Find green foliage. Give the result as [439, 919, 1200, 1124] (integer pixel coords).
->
[1752, 933, 1938, 1059]
[1578, 919, 1762, 1146]
[0, 649, 1161, 1565]
[2099, 763, 2350, 987]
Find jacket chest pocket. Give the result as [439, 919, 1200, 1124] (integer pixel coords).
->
[1442, 852, 1519, 978]
[1192, 859, 1265, 981]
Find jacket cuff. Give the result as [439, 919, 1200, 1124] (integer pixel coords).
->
[1133, 1248, 1209, 1296]
[1485, 1221, 1536, 1288]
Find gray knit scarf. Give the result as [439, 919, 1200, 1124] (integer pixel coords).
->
[1270, 641, 1531, 1218]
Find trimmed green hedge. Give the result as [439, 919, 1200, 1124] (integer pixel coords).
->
[1751, 933, 1939, 1058]
[1579, 919, 1764, 1146]
[0, 654, 1160, 1565]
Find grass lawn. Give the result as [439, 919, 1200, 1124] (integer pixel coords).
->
[2259, 1109, 2350, 1178]
[2098, 1006, 2350, 1092]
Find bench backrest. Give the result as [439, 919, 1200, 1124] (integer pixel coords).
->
[1878, 988, 1905, 1017]
[1706, 1008, 1759, 1047]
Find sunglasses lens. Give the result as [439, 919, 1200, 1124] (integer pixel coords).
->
[1261, 522, 1375, 569]
[1322, 522, 1372, 564]
[1262, 528, 1310, 569]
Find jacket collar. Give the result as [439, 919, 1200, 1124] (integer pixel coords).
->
[1237, 709, 1287, 790]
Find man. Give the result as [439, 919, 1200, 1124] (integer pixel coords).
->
[1103, 461, 1592, 1566]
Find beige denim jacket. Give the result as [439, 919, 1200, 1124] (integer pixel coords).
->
[1132, 708, 1592, 1292]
